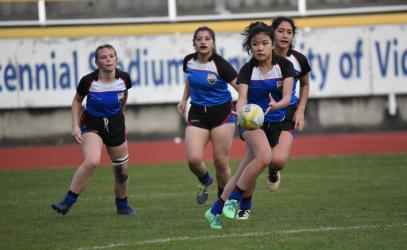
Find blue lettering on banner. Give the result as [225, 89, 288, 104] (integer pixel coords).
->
[376, 39, 392, 77]
[318, 54, 330, 90]
[394, 39, 399, 76]
[5, 63, 17, 91]
[375, 38, 407, 77]
[340, 53, 353, 79]
[403, 50, 407, 75]
[88, 52, 97, 72]
[300, 39, 363, 90]
[152, 60, 164, 86]
[354, 39, 363, 78]
[143, 49, 149, 85]
[88, 48, 186, 87]
[0, 50, 79, 92]
[125, 48, 182, 86]
[300, 43, 330, 91]
[166, 59, 183, 86]
[1, 36, 406, 107]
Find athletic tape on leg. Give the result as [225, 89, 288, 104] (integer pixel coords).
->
[112, 155, 129, 183]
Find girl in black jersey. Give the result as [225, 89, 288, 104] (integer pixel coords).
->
[51, 44, 136, 216]
[204, 22, 294, 229]
[237, 17, 312, 220]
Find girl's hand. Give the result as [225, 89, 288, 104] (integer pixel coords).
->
[233, 105, 243, 126]
[293, 110, 305, 131]
[231, 105, 239, 117]
[265, 93, 277, 114]
[177, 101, 186, 115]
[72, 125, 83, 144]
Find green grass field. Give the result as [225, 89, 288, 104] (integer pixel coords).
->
[0, 154, 406, 250]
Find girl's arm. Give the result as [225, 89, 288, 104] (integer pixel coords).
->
[121, 90, 128, 113]
[294, 73, 310, 131]
[71, 93, 85, 144]
[177, 79, 191, 115]
[236, 83, 248, 114]
[266, 77, 294, 113]
[229, 77, 239, 92]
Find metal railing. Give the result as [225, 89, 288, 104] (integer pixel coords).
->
[0, 0, 406, 27]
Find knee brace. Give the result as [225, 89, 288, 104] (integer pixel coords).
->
[112, 155, 129, 184]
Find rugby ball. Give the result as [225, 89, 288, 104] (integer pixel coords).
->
[238, 104, 264, 130]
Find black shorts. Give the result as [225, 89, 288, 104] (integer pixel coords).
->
[187, 101, 236, 130]
[239, 122, 282, 148]
[281, 104, 297, 132]
[80, 111, 126, 147]
[262, 122, 282, 147]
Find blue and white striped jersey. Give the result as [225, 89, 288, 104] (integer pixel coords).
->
[183, 53, 237, 106]
[76, 69, 132, 118]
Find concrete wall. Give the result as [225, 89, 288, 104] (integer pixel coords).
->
[1, 95, 406, 146]
[304, 95, 407, 134]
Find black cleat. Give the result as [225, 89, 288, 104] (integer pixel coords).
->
[51, 201, 72, 215]
[117, 206, 137, 216]
[267, 168, 281, 192]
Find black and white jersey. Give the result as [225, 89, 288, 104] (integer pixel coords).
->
[238, 54, 294, 122]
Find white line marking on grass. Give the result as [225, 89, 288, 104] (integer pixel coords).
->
[280, 223, 407, 234]
[77, 233, 265, 250]
[77, 223, 407, 250]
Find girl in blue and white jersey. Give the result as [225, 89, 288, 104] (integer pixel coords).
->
[204, 22, 294, 229]
[265, 16, 311, 190]
[51, 44, 136, 216]
[177, 26, 238, 205]
[236, 17, 312, 220]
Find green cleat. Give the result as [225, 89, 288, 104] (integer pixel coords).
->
[204, 209, 222, 229]
[222, 199, 239, 219]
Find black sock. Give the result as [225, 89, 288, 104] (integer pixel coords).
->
[242, 196, 252, 204]
[235, 186, 245, 195]
[217, 197, 225, 206]
[217, 187, 224, 198]
[198, 171, 212, 185]
[63, 190, 78, 205]
[240, 196, 252, 210]
[115, 197, 128, 202]
[67, 190, 79, 199]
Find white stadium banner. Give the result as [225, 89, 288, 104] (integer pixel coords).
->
[0, 24, 406, 109]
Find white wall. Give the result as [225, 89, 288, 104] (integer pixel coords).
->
[1, 24, 406, 109]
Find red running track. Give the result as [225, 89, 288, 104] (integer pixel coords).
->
[1, 131, 406, 169]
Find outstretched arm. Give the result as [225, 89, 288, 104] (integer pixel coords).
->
[265, 77, 294, 114]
